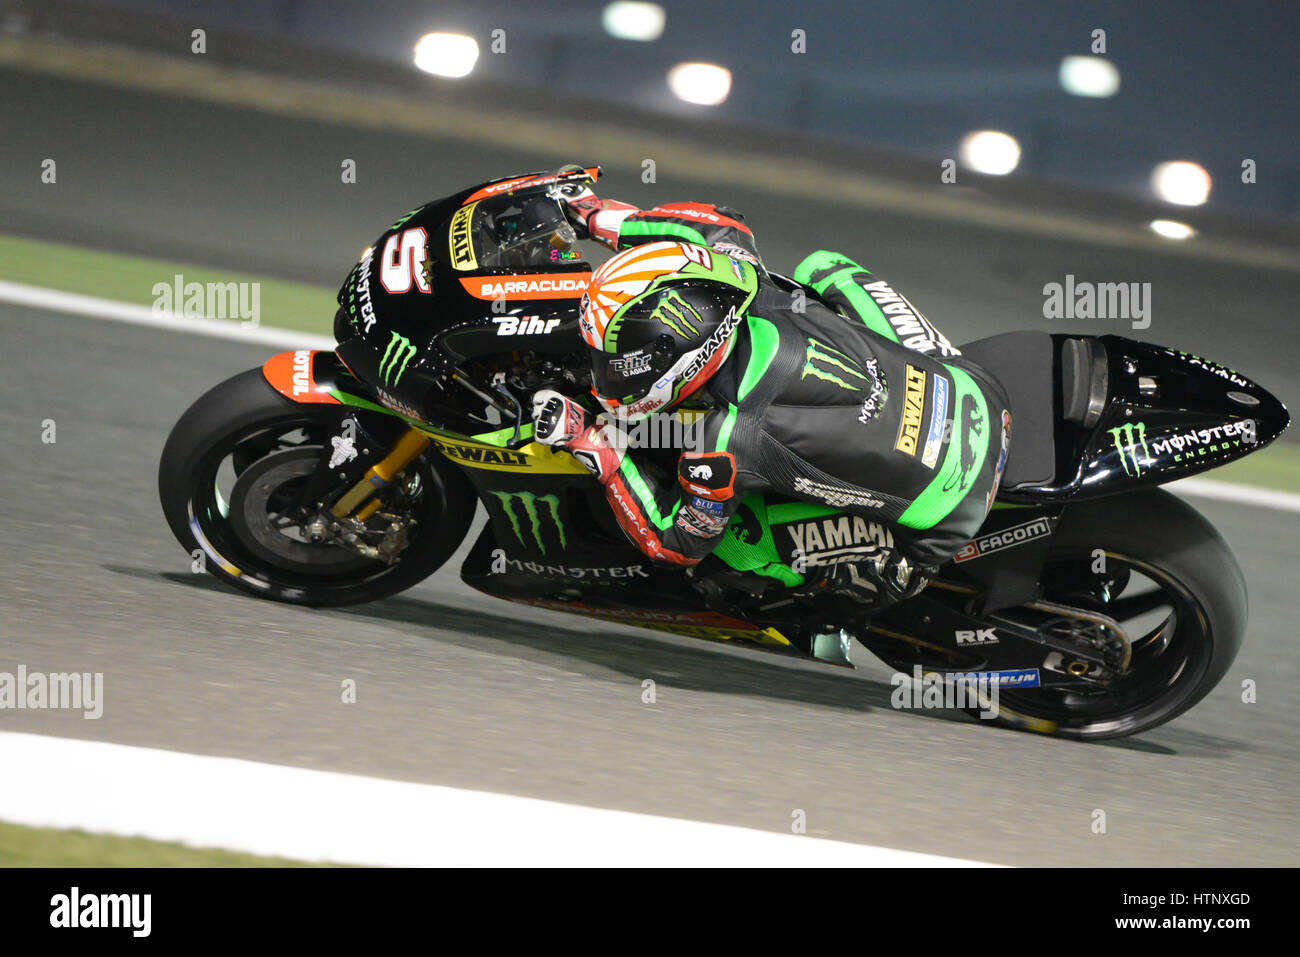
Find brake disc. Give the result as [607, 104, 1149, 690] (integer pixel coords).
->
[227, 447, 373, 574]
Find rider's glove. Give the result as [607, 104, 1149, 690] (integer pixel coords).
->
[553, 183, 602, 241]
[553, 186, 638, 249]
[532, 389, 591, 445]
[531, 389, 622, 483]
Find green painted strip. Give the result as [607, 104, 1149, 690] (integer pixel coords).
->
[715, 404, 738, 452]
[619, 221, 708, 246]
[329, 389, 400, 416]
[738, 315, 780, 402]
[793, 250, 898, 342]
[472, 423, 535, 446]
[617, 456, 678, 530]
[328, 390, 535, 448]
[899, 365, 989, 529]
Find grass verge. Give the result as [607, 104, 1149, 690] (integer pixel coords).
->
[0, 820, 340, 867]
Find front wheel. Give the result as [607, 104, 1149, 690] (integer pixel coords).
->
[967, 489, 1247, 739]
[158, 368, 476, 606]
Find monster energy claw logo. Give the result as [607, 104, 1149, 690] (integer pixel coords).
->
[1108, 421, 1150, 476]
[649, 290, 701, 338]
[379, 331, 417, 387]
[489, 491, 567, 554]
[803, 338, 874, 392]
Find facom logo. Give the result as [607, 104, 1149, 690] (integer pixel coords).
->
[953, 516, 1052, 563]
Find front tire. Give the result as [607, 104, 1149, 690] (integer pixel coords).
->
[158, 368, 476, 606]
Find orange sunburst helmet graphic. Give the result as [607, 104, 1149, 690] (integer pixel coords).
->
[579, 242, 703, 350]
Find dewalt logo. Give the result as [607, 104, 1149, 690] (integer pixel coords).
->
[489, 491, 567, 554]
[379, 331, 417, 387]
[448, 202, 478, 270]
[894, 363, 928, 455]
[433, 439, 530, 469]
[802, 338, 874, 392]
[1108, 421, 1151, 476]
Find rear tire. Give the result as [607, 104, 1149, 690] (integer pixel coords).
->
[159, 368, 476, 606]
[970, 489, 1247, 739]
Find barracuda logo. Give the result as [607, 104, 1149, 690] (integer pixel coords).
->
[1108, 421, 1150, 476]
[379, 332, 417, 387]
[649, 290, 701, 338]
[488, 491, 567, 554]
[803, 338, 874, 392]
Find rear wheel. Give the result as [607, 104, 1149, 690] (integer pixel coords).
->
[158, 368, 476, 606]
[967, 490, 1247, 739]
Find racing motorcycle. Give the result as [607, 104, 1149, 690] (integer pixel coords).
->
[158, 166, 1290, 739]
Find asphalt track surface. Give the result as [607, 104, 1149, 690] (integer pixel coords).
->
[1, 67, 1298, 866]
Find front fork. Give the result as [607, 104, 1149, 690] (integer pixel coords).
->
[297, 422, 432, 562]
[329, 427, 431, 520]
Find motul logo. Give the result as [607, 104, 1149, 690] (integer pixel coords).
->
[292, 350, 312, 395]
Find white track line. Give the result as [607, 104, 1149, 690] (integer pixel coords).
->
[1170, 477, 1300, 513]
[0, 732, 994, 867]
[0, 279, 334, 350]
[2, 279, 1294, 514]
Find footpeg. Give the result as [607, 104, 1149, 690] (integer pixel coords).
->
[811, 629, 855, 668]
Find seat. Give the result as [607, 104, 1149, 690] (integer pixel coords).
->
[956, 331, 1058, 491]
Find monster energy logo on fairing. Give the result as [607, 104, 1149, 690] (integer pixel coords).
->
[379, 331, 417, 387]
[488, 491, 567, 554]
[1108, 421, 1151, 476]
[803, 338, 873, 391]
[649, 290, 701, 338]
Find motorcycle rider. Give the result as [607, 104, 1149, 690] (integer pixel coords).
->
[530, 180, 1012, 610]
